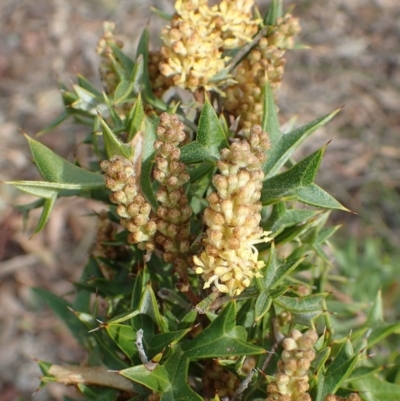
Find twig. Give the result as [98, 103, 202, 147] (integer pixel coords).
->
[47, 364, 134, 393]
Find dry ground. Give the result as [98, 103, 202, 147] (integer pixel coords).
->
[1, 0, 399, 399]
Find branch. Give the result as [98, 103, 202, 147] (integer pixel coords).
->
[47, 364, 134, 394]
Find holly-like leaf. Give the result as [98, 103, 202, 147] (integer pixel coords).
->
[181, 302, 266, 359]
[261, 146, 348, 210]
[274, 293, 328, 313]
[350, 375, 400, 401]
[99, 116, 134, 160]
[264, 202, 320, 236]
[127, 93, 145, 141]
[25, 135, 105, 187]
[139, 285, 168, 333]
[180, 98, 229, 164]
[32, 288, 91, 347]
[312, 339, 359, 401]
[119, 346, 202, 401]
[258, 243, 305, 290]
[263, 108, 341, 177]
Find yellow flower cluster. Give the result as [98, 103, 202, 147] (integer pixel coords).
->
[193, 125, 272, 296]
[266, 329, 318, 401]
[157, 0, 259, 92]
[100, 152, 157, 251]
[224, 13, 301, 132]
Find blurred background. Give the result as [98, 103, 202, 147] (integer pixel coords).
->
[0, 0, 399, 399]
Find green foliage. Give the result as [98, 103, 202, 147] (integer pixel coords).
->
[4, 0, 398, 400]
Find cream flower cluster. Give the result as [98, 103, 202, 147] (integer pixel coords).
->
[153, 113, 192, 270]
[193, 125, 272, 296]
[266, 329, 318, 401]
[157, 0, 259, 92]
[224, 13, 301, 132]
[100, 153, 156, 250]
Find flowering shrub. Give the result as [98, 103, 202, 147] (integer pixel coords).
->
[6, 1, 400, 400]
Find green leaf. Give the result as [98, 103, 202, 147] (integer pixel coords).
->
[113, 80, 135, 104]
[140, 117, 158, 210]
[36, 109, 69, 136]
[274, 293, 328, 313]
[127, 94, 145, 141]
[99, 116, 134, 160]
[258, 243, 305, 290]
[32, 288, 90, 347]
[261, 146, 348, 210]
[264, 203, 320, 236]
[263, 109, 340, 177]
[139, 285, 168, 333]
[367, 322, 400, 348]
[181, 302, 266, 359]
[254, 292, 272, 322]
[109, 43, 135, 77]
[296, 184, 348, 210]
[313, 339, 359, 401]
[264, 0, 283, 25]
[25, 135, 105, 187]
[120, 347, 203, 401]
[350, 375, 400, 401]
[106, 324, 137, 360]
[180, 98, 229, 164]
[261, 83, 281, 148]
[77, 73, 103, 98]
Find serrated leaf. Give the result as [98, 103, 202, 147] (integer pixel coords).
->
[181, 302, 266, 359]
[296, 184, 348, 210]
[99, 115, 134, 160]
[261, 83, 281, 148]
[32, 288, 90, 347]
[313, 339, 359, 401]
[261, 146, 347, 210]
[263, 108, 340, 177]
[140, 285, 168, 333]
[120, 347, 203, 401]
[109, 43, 135, 77]
[24, 135, 105, 186]
[264, 202, 320, 236]
[254, 292, 272, 322]
[77, 73, 103, 98]
[106, 324, 137, 359]
[180, 99, 229, 164]
[274, 293, 328, 313]
[258, 243, 305, 290]
[113, 80, 134, 104]
[367, 322, 400, 348]
[127, 94, 145, 141]
[261, 147, 325, 204]
[351, 376, 400, 401]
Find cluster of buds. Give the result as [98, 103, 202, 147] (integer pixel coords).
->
[100, 151, 157, 251]
[224, 13, 301, 132]
[266, 329, 318, 401]
[96, 22, 124, 95]
[155, 0, 260, 93]
[202, 360, 240, 399]
[193, 125, 272, 296]
[153, 113, 192, 275]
